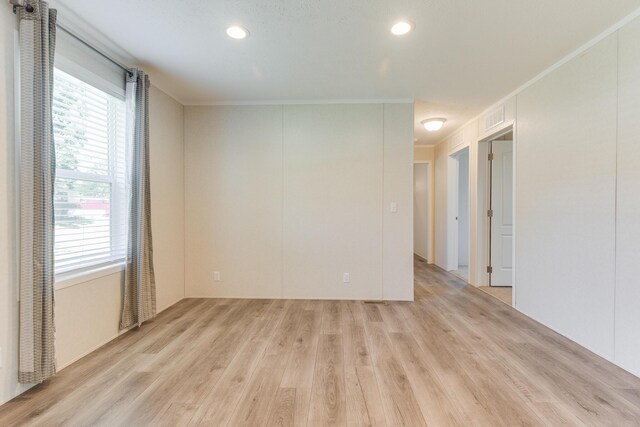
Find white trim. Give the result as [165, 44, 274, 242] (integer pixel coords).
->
[511, 118, 518, 308]
[49, 3, 640, 108]
[52, 68, 128, 274]
[447, 154, 459, 271]
[434, 6, 640, 148]
[48, 0, 184, 103]
[54, 261, 125, 291]
[188, 295, 414, 302]
[54, 54, 125, 100]
[186, 98, 415, 107]
[478, 119, 516, 144]
[474, 124, 516, 293]
[448, 140, 470, 156]
[50, 1, 135, 65]
[475, 140, 490, 287]
[413, 160, 435, 263]
[490, 7, 640, 113]
[446, 148, 472, 277]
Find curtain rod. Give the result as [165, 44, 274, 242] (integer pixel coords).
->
[55, 23, 131, 74]
[9, 0, 131, 74]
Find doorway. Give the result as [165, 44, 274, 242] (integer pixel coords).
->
[488, 138, 513, 287]
[449, 148, 469, 281]
[477, 130, 514, 306]
[413, 163, 431, 262]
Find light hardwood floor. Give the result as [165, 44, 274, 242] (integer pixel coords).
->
[2, 259, 640, 426]
[478, 286, 513, 305]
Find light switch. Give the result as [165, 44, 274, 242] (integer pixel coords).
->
[390, 202, 398, 213]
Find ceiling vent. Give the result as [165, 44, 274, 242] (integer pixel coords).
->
[484, 105, 505, 131]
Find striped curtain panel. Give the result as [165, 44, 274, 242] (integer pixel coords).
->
[18, 0, 57, 384]
[120, 69, 157, 330]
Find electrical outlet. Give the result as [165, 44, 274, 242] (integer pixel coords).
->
[213, 271, 221, 282]
[390, 202, 398, 213]
[343, 273, 350, 284]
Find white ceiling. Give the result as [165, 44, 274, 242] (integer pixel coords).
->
[56, 0, 640, 145]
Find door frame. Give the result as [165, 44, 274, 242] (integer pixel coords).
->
[446, 147, 470, 274]
[413, 160, 434, 263]
[476, 124, 517, 302]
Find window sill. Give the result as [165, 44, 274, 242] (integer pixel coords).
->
[55, 261, 126, 291]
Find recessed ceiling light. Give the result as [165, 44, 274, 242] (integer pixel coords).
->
[391, 20, 414, 36]
[226, 25, 249, 40]
[421, 118, 447, 132]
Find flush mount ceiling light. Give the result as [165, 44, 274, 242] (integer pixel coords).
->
[421, 118, 447, 132]
[226, 25, 249, 40]
[391, 20, 414, 36]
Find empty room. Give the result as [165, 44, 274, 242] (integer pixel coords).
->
[2, 0, 640, 425]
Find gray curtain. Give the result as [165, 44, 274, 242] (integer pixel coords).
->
[18, 0, 57, 384]
[120, 69, 156, 330]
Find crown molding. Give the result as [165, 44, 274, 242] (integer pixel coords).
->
[49, 0, 186, 104]
[184, 98, 414, 107]
[434, 5, 640, 148]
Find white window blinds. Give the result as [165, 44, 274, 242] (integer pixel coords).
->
[53, 68, 128, 273]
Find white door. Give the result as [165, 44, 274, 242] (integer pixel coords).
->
[490, 141, 513, 286]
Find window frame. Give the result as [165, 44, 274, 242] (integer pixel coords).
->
[52, 64, 128, 285]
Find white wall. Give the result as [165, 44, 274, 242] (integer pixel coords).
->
[414, 146, 434, 163]
[184, 103, 414, 301]
[148, 86, 185, 311]
[382, 104, 415, 300]
[413, 145, 436, 264]
[413, 146, 435, 263]
[0, 6, 185, 402]
[54, 86, 186, 371]
[434, 142, 449, 269]
[516, 33, 618, 360]
[614, 16, 640, 376]
[457, 150, 469, 267]
[431, 12, 640, 376]
[184, 105, 283, 299]
[413, 163, 429, 260]
[56, 85, 186, 368]
[283, 105, 383, 300]
[0, 6, 26, 405]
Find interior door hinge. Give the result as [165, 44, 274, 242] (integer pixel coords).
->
[487, 209, 493, 218]
[487, 266, 493, 274]
[488, 153, 494, 161]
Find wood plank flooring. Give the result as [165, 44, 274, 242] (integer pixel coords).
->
[478, 286, 513, 305]
[2, 259, 640, 426]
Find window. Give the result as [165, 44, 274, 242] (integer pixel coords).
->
[53, 69, 127, 273]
